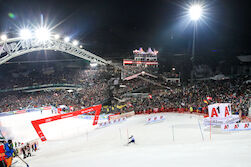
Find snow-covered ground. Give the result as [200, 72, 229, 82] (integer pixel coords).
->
[2, 111, 251, 167]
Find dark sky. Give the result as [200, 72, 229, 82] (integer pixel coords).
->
[0, 0, 251, 60]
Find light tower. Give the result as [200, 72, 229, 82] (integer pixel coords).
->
[189, 4, 203, 64]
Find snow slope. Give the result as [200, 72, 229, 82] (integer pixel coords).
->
[2, 112, 251, 167]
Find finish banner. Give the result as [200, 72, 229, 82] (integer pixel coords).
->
[93, 105, 101, 125]
[31, 104, 102, 142]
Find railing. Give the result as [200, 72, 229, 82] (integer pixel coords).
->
[0, 83, 82, 93]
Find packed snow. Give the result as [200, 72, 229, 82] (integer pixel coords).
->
[1, 110, 251, 167]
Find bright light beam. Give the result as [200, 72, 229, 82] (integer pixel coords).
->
[189, 4, 203, 21]
[64, 37, 70, 42]
[54, 34, 60, 40]
[20, 29, 32, 39]
[90, 62, 98, 67]
[0, 34, 7, 41]
[35, 27, 51, 41]
[72, 40, 79, 46]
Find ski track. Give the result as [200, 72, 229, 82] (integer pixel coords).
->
[1, 111, 251, 167]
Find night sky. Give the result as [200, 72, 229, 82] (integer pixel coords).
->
[0, 0, 251, 61]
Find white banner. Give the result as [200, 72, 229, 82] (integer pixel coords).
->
[109, 111, 135, 120]
[146, 115, 165, 124]
[221, 122, 251, 131]
[98, 117, 126, 128]
[203, 115, 239, 126]
[208, 103, 231, 118]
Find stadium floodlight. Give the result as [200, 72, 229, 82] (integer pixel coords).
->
[64, 36, 70, 42]
[35, 27, 51, 41]
[72, 40, 79, 46]
[90, 62, 98, 67]
[19, 29, 32, 40]
[54, 34, 60, 40]
[79, 45, 83, 48]
[0, 34, 7, 41]
[189, 4, 203, 21]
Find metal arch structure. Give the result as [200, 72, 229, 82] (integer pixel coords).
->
[0, 37, 170, 89]
[0, 37, 109, 65]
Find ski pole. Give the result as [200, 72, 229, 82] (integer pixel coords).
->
[16, 155, 29, 167]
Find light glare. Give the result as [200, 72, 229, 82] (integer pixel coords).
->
[35, 27, 51, 41]
[189, 4, 202, 21]
[54, 34, 60, 39]
[90, 62, 98, 67]
[20, 29, 32, 39]
[0, 34, 7, 41]
[64, 37, 70, 42]
[72, 40, 79, 46]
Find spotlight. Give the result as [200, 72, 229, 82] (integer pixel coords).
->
[189, 4, 203, 21]
[64, 37, 70, 42]
[90, 62, 98, 67]
[35, 27, 51, 41]
[79, 45, 83, 48]
[54, 34, 60, 40]
[72, 40, 79, 46]
[0, 34, 7, 41]
[20, 29, 32, 39]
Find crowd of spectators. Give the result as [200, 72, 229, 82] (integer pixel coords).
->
[122, 66, 158, 79]
[129, 78, 250, 117]
[0, 64, 250, 118]
[113, 79, 151, 97]
[0, 68, 110, 112]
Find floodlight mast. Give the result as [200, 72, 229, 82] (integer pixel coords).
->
[189, 4, 203, 65]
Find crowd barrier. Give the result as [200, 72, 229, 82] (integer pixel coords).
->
[109, 111, 135, 120]
[134, 107, 251, 124]
[134, 108, 204, 115]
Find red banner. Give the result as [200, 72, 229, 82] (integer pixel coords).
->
[31, 104, 102, 142]
[92, 105, 102, 125]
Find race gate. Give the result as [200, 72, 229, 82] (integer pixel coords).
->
[31, 104, 102, 142]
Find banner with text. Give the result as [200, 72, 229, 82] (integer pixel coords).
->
[221, 122, 251, 131]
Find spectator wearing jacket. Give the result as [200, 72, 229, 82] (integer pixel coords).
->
[4, 140, 14, 167]
[0, 142, 6, 167]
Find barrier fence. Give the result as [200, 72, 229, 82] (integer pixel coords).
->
[134, 107, 251, 121]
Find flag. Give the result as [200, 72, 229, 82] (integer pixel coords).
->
[206, 96, 212, 101]
[127, 102, 133, 108]
[148, 94, 152, 99]
[203, 99, 208, 104]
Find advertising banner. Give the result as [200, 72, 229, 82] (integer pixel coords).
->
[204, 103, 238, 126]
[15, 110, 26, 114]
[41, 106, 52, 110]
[208, 103, 231, 118]
[221, 122, 251, 131]
[146, 115, 165, 124]
[98, 117, 126, 128]
[93, 105, 101, 125]
[78, 114, 109, 120]
[203, 115, 239, 126]
[109, 111, 135, 120]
